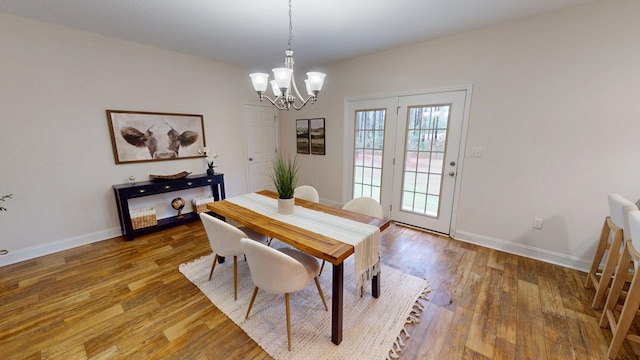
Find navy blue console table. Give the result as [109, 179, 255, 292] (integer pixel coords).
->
[113, 172, 225, 240]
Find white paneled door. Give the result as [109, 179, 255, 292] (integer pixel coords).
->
[244, 104, 277, 193]
[346, 90, 468, 235]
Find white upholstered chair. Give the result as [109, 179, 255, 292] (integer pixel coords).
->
[241, 238, 328, 351]
[199, 212, 266, 300]
[342, 197, 384, 218]
[599, 210, 640, 358]
[585, 193, 638, 309]
[294, 185, 320, 203]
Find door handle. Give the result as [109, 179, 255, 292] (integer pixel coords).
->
[450, 161, 456, 166]
[249, 157, 254, 161]
[449, 171, 455, 176]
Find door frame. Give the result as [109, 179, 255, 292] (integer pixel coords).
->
[342, 85, 473, 235]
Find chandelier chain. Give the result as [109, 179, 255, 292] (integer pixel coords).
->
[287, 0, 293, 51]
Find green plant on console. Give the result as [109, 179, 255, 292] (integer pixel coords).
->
[268, 153, 299, 199]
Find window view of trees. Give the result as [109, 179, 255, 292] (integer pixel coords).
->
[352, 104, 450, 216]
[353, 109, 385, 201]
[402, 105, 450, 217]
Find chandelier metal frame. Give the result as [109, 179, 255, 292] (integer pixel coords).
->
[249, 0, 326, 111]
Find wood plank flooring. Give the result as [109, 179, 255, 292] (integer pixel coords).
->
[1, 221, 639, 359]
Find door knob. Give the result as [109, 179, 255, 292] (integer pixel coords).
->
[449, 171, 455, 176]
[450, 161, 456, 166]
[249, 157, 254, 161]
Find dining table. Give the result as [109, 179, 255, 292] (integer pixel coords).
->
[206, 190, 391, 345]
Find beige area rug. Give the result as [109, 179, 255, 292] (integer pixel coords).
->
[179, 244, 430, 360]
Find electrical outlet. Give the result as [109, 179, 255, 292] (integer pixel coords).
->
[532, 217, 543, 229]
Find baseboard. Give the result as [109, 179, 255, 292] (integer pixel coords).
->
[0, 228, 121, 267]
[1, 225, 591, 272]
[452, 230, 591, 273]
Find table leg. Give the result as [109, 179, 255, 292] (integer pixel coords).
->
[372, 273, 380, 298]
[332, 262, 344, 345]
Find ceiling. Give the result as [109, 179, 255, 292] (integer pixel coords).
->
[0, 0, 598, 72]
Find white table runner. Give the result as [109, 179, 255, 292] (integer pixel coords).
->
[227, 193, 381, 290]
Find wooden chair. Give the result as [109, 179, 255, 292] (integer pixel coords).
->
[241, 238, 328, 351]
[599, 209, 640, 358]
[199, 213, 266, 300]
[294, 185, 320, 202]
[585, 194, 638, 309]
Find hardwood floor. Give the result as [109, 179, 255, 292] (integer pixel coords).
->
[1, 221, 638, 359]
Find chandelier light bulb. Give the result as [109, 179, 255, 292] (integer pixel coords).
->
[304, 79, 312, 97]
[272, 68, 293, 90]
[249, 73, 269, 93]
[270, 80, 281, 96]
[306, 72, 326, 92]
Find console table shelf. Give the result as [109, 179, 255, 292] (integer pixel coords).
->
[113, 172, 225, 240]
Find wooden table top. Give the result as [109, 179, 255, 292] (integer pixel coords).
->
[206, 190, 390, 265]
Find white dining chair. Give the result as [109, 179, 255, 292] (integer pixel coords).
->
[585, 193, 637, 309]
[342, 197, 384, 218]
[294, 185, 320, 202]
[241, 238, 328, 351]
[599, 209, 640, 358]
[199, 212, 266, 300]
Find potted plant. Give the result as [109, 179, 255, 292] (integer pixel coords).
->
[197, 147, 218, 175]
[268, 152, 299, 214]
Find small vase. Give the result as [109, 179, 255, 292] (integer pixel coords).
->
[277, 198, 295, 215]
[206, 169, 214, 175]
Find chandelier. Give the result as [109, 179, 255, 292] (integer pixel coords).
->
[249, 0, 326, 111]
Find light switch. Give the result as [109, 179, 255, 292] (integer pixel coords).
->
[471, 147, 483, 157]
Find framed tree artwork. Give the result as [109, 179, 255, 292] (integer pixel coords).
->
[310, 118, 326, 155]
[296, 119, 310, 154]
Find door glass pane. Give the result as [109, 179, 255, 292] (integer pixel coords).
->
[401, 104, 451, 217]
[353, 109, 385, 202]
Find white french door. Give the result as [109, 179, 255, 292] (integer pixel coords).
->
[391, 91, 466, 233]
[345, 90, 468, 235]
[346, 97, 397, 207]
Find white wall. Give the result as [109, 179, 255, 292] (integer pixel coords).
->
[279, 0, 640, 270]
[0, 13, 258, 265]
[3, 1, 639, 271]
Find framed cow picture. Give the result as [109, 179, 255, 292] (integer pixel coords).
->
[106, 110, 206, 164]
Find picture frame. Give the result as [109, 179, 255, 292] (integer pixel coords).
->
[296, 119, 310, 154]
[107, 110, 206, 164]
[310, 118, 326, 155]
